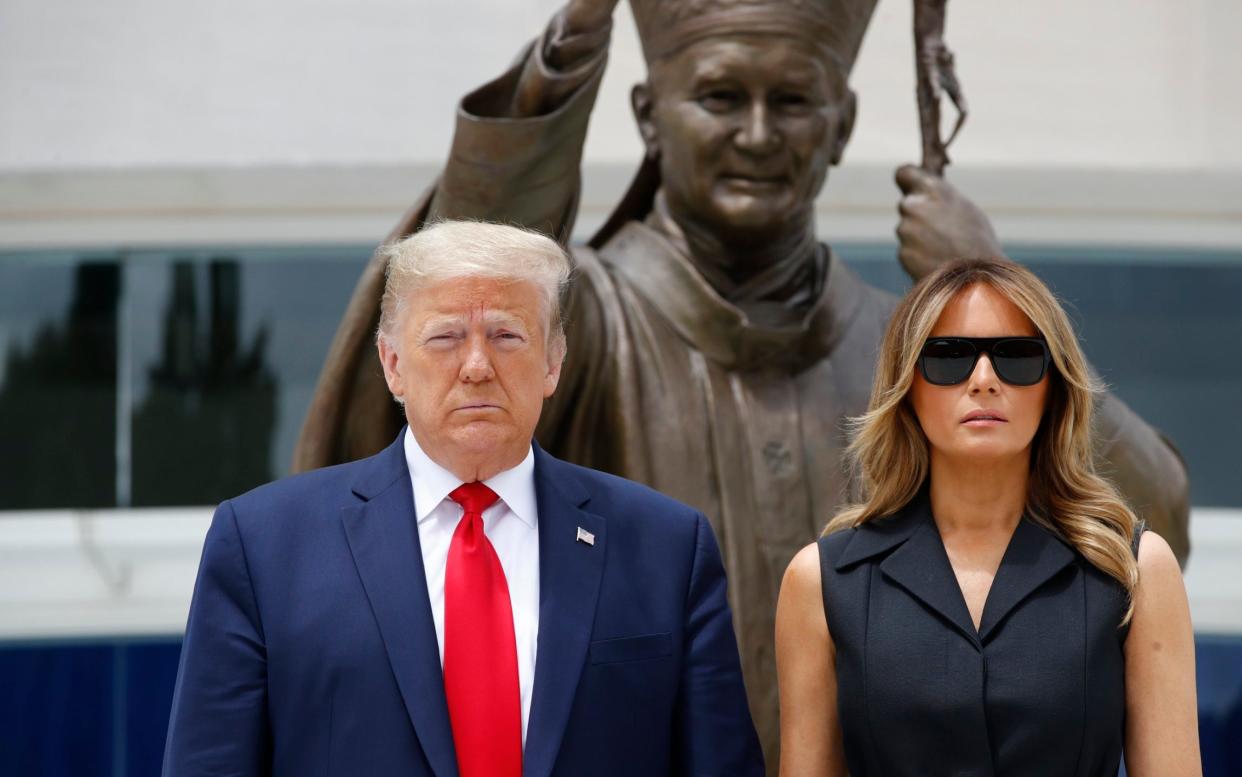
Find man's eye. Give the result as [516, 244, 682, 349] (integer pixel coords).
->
[774, 92, 811, 110]
[698, 90, 740, 111]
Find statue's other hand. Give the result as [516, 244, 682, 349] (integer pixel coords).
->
[894, 164, 1002, 281]
[563, 0, 622, 35]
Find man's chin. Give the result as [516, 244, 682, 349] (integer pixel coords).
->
[706, 201, 798, 240]
[449, 421, 520, 451]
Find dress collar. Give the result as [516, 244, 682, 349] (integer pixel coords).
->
[832, 491, 1079, 646]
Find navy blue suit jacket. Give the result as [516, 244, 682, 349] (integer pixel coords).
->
[163, 433, 764, 777]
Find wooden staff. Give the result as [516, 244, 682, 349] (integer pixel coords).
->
[914, 0, 967, 176]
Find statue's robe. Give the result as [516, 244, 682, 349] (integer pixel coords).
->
[295, 20, 1191, 770]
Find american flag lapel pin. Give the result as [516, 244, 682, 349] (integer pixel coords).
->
[576, 526, 596, 546]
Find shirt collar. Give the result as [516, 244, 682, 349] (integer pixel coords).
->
[403, 427, 538, 529]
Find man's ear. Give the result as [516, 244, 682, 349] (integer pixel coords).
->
[631, 82, 660, 159]
[377, 335, 404, 401]
[543, 334, 565, 398]
[829, 88, 857, 166]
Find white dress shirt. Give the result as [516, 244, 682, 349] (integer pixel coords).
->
[403, 428, 541, 746]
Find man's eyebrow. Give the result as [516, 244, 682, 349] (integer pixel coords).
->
[481, 311, 529, 329]
[691, 67, 732, 85]
[415, 315, 466, 335]
[778, 68, 819, 86]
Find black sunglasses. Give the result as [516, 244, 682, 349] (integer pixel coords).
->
[918, 336, 1052, 386]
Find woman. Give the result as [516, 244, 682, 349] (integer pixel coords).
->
[776, 258, 1200, 776]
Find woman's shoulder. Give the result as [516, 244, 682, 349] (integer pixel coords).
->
[784, 542, 825, 594]
[1136, 530, 1181, 586]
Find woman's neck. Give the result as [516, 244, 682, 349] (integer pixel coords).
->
[928, 452, 1030, 537]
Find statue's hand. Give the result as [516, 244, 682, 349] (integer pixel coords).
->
[563, 0, 622, 34]
[894, 164, 1002, 281]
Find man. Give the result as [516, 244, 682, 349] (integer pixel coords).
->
[294, 0, 1192, 766]
[163, 221, 764, 776]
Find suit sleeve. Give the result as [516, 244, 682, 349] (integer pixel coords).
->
[427, 12, 609, 242]
[672, 513, 767, 777]
[163, 501, 270, 776]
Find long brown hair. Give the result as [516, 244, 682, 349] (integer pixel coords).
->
[825, 257, 1139, 618]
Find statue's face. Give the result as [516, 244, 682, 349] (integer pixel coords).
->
[636, 34, 855, 240]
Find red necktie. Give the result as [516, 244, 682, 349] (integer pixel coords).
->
[444, 482, 523, 777]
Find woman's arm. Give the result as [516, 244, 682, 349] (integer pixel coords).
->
[776, 543, 848, 777]
[1123, 531, 1201, 776]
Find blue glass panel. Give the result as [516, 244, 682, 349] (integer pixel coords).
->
[1197, 635, 1242, 777]
[124, 641, 182, 777]
[0, 633, 1237, 774]
[0, 643, 113, 776]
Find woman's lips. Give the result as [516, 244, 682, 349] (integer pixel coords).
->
[961, 409, 1008, 425]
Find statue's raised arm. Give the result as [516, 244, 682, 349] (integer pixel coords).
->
[293, 0, 619, 469]
[427, 0, 621, 236]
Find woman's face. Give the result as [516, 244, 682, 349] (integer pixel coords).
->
[910, 283, 1050, 466]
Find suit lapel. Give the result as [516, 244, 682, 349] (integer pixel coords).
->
[523, 446, 606, 777]
[977, 518, 1076, 643]
[341, 435, 459, 777]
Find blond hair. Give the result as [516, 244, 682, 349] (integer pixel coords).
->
[376, 220, 571, 359]
[825, 257, 1139, 620]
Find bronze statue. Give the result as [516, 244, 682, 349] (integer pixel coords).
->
[294, 0, 1191, 768]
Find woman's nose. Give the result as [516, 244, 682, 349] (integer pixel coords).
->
[966, 352, 1001, 394]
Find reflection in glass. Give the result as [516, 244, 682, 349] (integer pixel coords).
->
[131, 260, 277, 506]
[0, 262, 119, 509]
[125, 248, 368, 506]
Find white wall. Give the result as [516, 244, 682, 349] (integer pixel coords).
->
[3, 0, 1240, 171]
[1, 0, 1240, 247]
[4, 507, 1240, 639]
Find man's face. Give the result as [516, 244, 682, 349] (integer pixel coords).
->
[636, 35, 855, 239]
[377, 276, 562, 479]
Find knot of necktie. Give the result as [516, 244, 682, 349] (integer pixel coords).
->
[450, 481, 499, 517]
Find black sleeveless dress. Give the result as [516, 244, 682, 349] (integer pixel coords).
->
[817, 494, 1140, 776]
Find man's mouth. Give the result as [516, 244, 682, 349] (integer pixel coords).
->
[720, 173, 788, 188]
